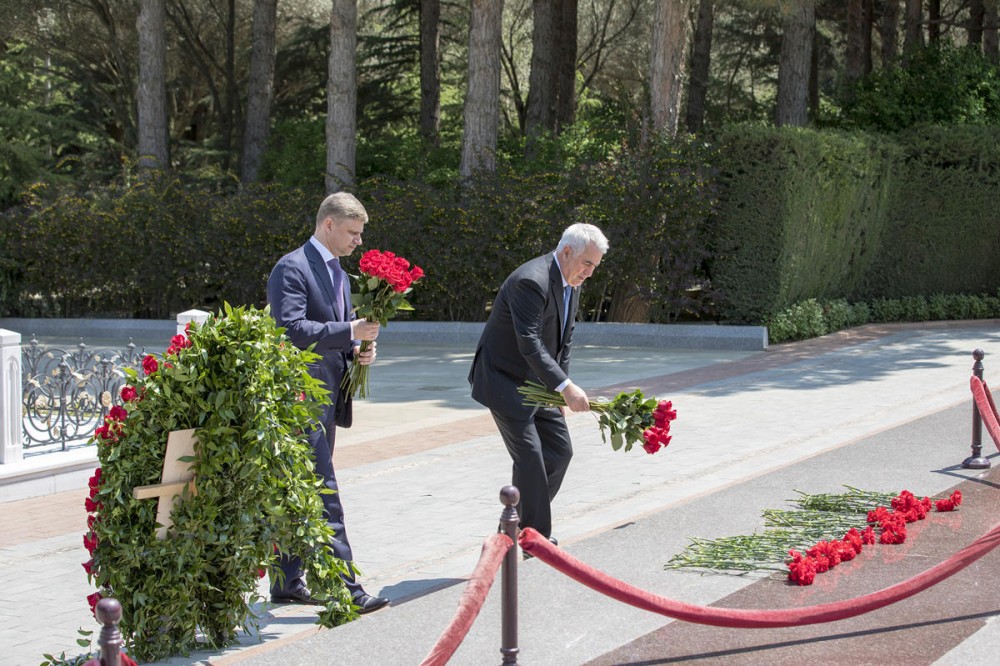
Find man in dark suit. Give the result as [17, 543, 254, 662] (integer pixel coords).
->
[469, 223, 609, 543]
[266, 192, 389, 614]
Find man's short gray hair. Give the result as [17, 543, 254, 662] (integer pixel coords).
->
[316, 192, 368, 228]
[556, 223, 609, 255]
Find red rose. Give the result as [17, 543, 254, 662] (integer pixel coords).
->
[88, 467, 102, 487]
[410, 265, 425, 281]
[951, 490, 962, 506]
[87, 591, 102, 616]
[142, 355, 159, 375]
[85, 496, 100, 513]
[120, 385, 137, 402]
[82, 559, 95, 576]
[84, 532, 99, 554]
[108, 405, 128, 422]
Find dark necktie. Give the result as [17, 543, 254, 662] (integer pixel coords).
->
[328, 257, 345, 316]
[563, 285, 573, 334]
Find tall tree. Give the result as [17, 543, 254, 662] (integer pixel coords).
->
[969, 0, 986, 47]
[904, 0, 923, 57]
[649, 0, 692, 137]
[525, 0, 561, 144]
[137, 0, 169, 171]
[460, 0, 504, 177]
[985, 0, 999, 63]
[685, 0, 714, 132]
[928, 0, 941, 42]
[240, 0, 278, 184]
[880, 0, 900, 69]
[419, 0, 441, 144]
[775, 0, 814, 127]
[327, 0, 358, 192]
[555, 0, 578, 132]
[845, 0, 864, 89]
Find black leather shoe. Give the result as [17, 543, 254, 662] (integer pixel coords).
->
[523, 536, 559, 560]
[354, 593, 389, 614]
[271, 588, 325, 605]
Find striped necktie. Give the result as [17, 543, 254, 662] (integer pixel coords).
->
[328, 257, 345, 316]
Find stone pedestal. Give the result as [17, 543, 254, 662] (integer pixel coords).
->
[0, 328, 23, 464]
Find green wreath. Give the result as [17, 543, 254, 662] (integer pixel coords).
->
[83, 304, 356, 662]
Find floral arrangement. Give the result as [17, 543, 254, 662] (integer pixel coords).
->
[81, 305, 358, 662]
[518, 381, 677, 454]
[343, 249, 424, 399]
[667, 486, 965, 586]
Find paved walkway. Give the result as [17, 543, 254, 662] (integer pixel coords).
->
[2, 321, 1000, 665]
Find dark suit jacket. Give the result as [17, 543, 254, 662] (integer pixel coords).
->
[469, 253, 579, 418]
[267, 241, 356, 428]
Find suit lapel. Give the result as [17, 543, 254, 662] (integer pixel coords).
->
[304, 243, 339, 317]
[549, 258, 570, 345]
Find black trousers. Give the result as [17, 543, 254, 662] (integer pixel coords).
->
[272, 422, 362, 598]
[491, 407, 574, 538]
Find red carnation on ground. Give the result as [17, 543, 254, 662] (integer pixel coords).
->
[787, 549, 817, 586]
[935, 490, 963, 512]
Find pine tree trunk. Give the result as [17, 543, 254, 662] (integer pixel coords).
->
[526, 0, 560, 152]
[904, 0, 924, 57]
[776, 0, 813, 127]
[685, 0, 714, 133]
[649, 0, 692, 137]
[327, 0, 358, 192]
[419, 0, 442, 144]
[969, 0, 986, 48]
[985, 1, 999, 64]
[555, 0, 578, 133]
[880, 0, 900, 69]
[845, 0, 865, 90]
[460, 0, 504, 177]
[137, 0, 169, 171]
[240, 0, 278, 184]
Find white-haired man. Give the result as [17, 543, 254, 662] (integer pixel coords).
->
[469, 224, 609, 548]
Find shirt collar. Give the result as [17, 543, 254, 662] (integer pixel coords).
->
[552, 252, 570, 289]
[310, 236, 336, 264]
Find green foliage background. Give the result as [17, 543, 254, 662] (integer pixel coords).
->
[87, 305, 356, 662]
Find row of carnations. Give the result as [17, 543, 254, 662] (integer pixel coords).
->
[786, 489, 963, 586]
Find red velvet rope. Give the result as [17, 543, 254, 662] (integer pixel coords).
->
[971, 377, 1000, 451]
[519, 523, 1000, 628]
[418, 533, 513, 666]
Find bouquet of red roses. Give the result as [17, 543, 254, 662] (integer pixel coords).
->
[342, 249, 424, 399]
[518, 381, 677, 454]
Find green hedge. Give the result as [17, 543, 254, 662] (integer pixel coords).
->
[707, 124, 1000, 323]
[707, 125, 895, 323]
[3, 125, 999, 325]
[1, 139, 719, 322]
[857, 126, 1000, 300]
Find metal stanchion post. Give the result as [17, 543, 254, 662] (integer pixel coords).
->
[963, 349, 990, 470]
[95, 597, 123, 666]
[499, 485, 520, 666]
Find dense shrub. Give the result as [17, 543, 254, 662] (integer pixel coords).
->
[856, 126, 1000, 301]
[5, 175, 318, 318]
[767, 292, 1000, 343]
[842, 44, 1000, 132]
[707, 125, 895, 323]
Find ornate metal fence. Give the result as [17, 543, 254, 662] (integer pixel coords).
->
[21, 337, 147, 451]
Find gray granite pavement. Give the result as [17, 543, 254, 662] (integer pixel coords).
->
[2, 320, 999, 665]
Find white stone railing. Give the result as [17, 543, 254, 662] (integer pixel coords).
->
[0, 309, 209, 465]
